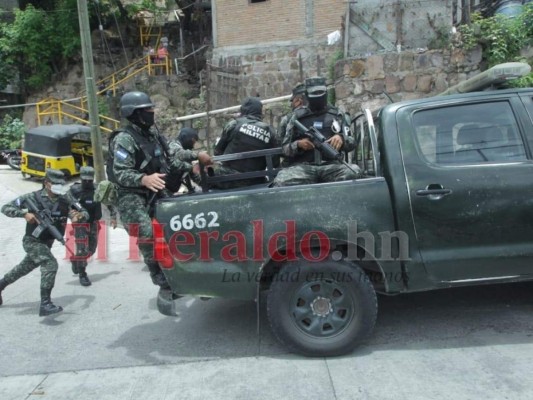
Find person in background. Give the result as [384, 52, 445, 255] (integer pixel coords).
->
[69, 166, 117, 287]
[0, 169, 88, 316]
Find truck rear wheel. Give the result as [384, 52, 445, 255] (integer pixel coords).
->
[267, 261, 377, 357]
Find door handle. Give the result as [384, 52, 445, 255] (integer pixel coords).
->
[416, 184, 452, 199]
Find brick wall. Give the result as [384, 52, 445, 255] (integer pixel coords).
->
[214, 0, 345, 47]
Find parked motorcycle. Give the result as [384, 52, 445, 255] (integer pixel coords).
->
[1, 149, 22, 170]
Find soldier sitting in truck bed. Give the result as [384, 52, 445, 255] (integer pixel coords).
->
[208, 97, 280, 189]
[273, 77, 361, 186]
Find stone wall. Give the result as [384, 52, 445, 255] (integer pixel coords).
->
[334, 47, 483, 117]
[186, 47, 486, 154]
[210, 42, 342, 108]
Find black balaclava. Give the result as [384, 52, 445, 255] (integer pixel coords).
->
[178, 127, 199, 150]
[81, 180, 94, 190]
[130, 108, 155, 130]
[306, 88, 328, 112]
[240, 97, 263, 119]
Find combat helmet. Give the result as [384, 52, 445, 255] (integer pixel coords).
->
[119, 91, 155, 118]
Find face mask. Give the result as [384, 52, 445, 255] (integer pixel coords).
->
[139, 109, 155, 128]
[307, 94, 327, 112]
[81, 181, 94, 190]
[182, 139, 196, 150]
[51, 184, 68, 195]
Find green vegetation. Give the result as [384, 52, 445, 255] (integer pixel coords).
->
[0, 0, 120, 94]
[0, 114, 25, 149]
[458, 4, 533, 87]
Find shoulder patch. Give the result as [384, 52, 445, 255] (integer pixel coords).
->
[115, 146, 130, 161]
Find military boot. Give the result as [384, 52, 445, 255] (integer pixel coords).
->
[39, 288, 63, 316]
[78, 268, 92, 287]
[0, 278, 9, 306]
[146, 262, 170, 289]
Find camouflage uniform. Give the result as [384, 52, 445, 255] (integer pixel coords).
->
[0, 169, 88, 315]
[2, 189, 87, 289]
[278, 83, 307, 166]
[112, 124, 172, 286]
[69, 167, 117, 286]
[211, 97, 279, 189]
[167, 139, 197, 192]
[273, 78, 360, 187]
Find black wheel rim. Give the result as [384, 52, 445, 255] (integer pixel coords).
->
[290, 278, 355, 338]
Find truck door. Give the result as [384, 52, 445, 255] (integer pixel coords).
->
[397, 96, 533, 282]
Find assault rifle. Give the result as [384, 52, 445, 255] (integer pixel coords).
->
[293, 119, 361, 176]
[23, 197, 76, 255]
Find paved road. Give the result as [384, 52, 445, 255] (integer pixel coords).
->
[1, 165, 533, 399]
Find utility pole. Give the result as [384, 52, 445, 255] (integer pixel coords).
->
[77, 0, 106, 182]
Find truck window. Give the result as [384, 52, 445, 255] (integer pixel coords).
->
[412, 101, 527, 165]
[353, 111, 379, 175]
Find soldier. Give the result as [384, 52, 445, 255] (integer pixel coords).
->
[278, 83, 307, 144]
[0, 169, 88, 316]
[69, 166, 117, 287]
[210, 97, 279, 189]
[167, 127, 212, 193]
[273, 77, 360, 186]
[109, 91, 180, 289]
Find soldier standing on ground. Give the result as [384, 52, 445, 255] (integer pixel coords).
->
[110, 91, 178, 289]
[0, 169, 88, 316]
[69, 166, 117, 287]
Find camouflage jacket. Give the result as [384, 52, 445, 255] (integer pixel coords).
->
[112, 124, 168, 188]
[168, 139, 198, 165]
[282, 106, 355, 159]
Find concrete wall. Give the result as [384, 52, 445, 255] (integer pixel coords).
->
[346, 0, 452, 55]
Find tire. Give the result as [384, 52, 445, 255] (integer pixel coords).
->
[7, 155, 21, 170]
[267, 260, 377, 357]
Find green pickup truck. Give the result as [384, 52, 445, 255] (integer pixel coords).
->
[153, 63, 533, 356]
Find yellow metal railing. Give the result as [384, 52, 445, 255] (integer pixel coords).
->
[36, 97, 120, 134]
[38, 54, 172, 129]
[140, 25, 162, 48]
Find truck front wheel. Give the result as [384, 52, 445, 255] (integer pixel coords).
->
[267, 261, 377, 357]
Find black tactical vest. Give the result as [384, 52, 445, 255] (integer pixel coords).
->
[223, 116, 274, 172]
[70, 183, 102, 222]
[25, 190, 70, 242]
[108, 125, 168, 187]
[290, 107, 339, 165]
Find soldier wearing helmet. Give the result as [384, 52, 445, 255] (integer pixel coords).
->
[110, 91, 172, 289]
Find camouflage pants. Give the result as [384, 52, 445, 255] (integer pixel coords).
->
[71, 221, 100, 270]
[3, 236, 58, 290]
[272, 162, 361, 187]
[208, 164, 266, 190]
[117, 192, 158, 270]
